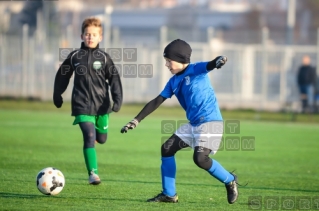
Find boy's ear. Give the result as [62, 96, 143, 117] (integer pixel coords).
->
[99, 35, 103, 42]
[80, 34, 84, 40]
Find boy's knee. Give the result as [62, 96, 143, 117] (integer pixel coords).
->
[193, 147, 212, 170]
[96, 133, 107, 144]
[161, 142, 175, 157]
[161, 135, 185, 157]
[83, 133, 95, 148]
[83, 132, 95, 148]
[84, 132, 95, 140]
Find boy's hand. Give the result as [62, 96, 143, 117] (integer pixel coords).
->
[112, 103, 120, 112]
[121, 119, 139, 133]
[53, 94, 63, 108]
[215, 56, 227, 69]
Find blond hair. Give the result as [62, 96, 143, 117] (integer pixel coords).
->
[81, 17, 103, 35]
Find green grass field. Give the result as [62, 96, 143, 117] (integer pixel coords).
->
[1, 101, 319, 210]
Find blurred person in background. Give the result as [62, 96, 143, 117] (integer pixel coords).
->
[315, 75, 319, 113]
[297, 55, 317, 113]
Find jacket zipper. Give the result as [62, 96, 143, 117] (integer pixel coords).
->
[88, 49, 92, 114]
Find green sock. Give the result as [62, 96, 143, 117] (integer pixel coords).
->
[83, 148, 98, 176]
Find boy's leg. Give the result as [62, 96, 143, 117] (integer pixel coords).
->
[193, 146, 234, 182]
[78, 121, 100, 185]
[193, 145, 234, 183]
[79, 122, 98, 173]
[193, 147, 238, 204]
[193, 121, 238, 204]
[147, 134, 189, 202]
[161, 134, 189, 196]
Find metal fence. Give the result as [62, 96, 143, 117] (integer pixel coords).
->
[1, 25, 319, 112]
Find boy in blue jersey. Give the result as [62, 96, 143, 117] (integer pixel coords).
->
[121, 39, 238, 204]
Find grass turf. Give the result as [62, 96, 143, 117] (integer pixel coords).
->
[0, 102, 319, 210]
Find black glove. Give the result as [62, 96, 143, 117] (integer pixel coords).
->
[121, 119, 139, 133]
[53, 94, 63, 108]
[215, 56, 227, 69]
[112, 103, 120, 112]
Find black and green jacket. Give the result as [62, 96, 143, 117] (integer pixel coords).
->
[53, 42, 123, 116]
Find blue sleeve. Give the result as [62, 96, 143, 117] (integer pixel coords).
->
[194, 62, 209, 75]
[160, 79, 174, 99]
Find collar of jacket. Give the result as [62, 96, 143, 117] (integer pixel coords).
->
[80, 42, 99, 50]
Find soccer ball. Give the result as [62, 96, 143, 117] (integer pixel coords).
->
[36, 167, 65, 195]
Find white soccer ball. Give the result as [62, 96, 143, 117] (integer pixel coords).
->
[36, 167, 65, 195]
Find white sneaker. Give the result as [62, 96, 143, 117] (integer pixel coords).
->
[89, 172, 101, 185]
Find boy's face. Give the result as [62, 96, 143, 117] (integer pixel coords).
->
[164, 58, 187, 74]
[81, 26, 102, 48]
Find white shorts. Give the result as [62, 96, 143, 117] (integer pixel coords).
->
[175, 121, 223, 155]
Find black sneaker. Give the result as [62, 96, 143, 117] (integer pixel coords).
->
[147, 192, 178, 203]
[225, 172, 238, 204]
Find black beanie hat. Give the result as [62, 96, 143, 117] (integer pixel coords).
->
[163, 39, 192, 64]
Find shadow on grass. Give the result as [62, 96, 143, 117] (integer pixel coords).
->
[56, 176, 319, 194]
[0, 192, 145, 202]
[0, 192, 46, 198]
[84, 178, 319, 193]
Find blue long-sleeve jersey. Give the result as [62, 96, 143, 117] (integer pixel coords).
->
[160, 62, 222, 126]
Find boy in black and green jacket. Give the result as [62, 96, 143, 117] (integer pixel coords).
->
[53, 17, 122, 185]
